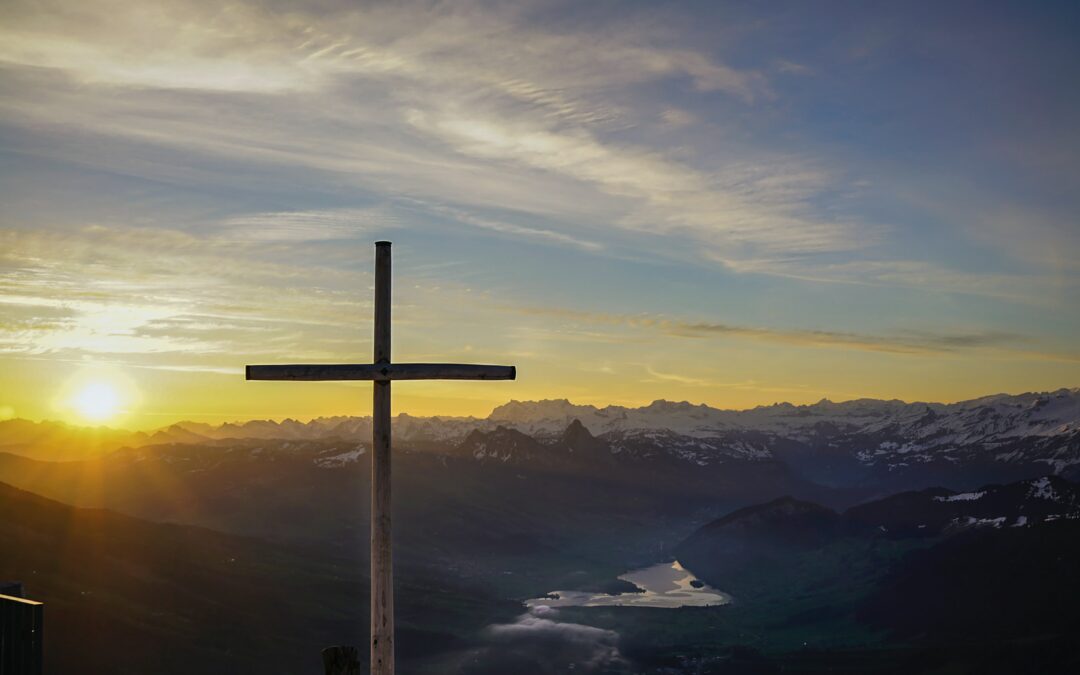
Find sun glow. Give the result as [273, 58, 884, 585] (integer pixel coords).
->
[53, 367, 140, 425]
[72, 381, 121, 421]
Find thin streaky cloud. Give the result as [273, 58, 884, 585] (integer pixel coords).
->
[416, 203, 604, 252]
[510, 305, 1078, 362]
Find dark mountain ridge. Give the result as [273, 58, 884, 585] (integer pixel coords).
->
[845, 475, 1079, 536]
[675, 475, 1080, 586]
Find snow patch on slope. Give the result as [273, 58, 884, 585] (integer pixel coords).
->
[1028, 477, 1059, 501]
[934, 491, 986, 503]
[314, 447, 365, 468]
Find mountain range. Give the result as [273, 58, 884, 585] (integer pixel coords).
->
[4, 388, 1080, 672]
[5, 388, 1078, 493]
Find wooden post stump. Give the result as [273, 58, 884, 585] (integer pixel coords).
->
[322, 646, 361, 675]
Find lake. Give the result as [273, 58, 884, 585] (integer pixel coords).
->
[526, 560, 731, 609]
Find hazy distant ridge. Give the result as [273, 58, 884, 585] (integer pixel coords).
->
[145, 386, 1080, 441]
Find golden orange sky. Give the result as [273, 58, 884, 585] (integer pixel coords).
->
[5, 321, 1079, 431]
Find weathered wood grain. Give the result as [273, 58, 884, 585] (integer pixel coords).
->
[371, 241, 394, 675]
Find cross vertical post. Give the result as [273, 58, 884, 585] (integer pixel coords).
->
[371, 241, 393, 675]
[245, 241, 515, 675]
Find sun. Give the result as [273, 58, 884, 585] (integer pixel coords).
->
[72, 381, 121, 422]
[56, 367, 139, 426]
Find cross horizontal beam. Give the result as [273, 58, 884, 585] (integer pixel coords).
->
[246, 363, 516, 382]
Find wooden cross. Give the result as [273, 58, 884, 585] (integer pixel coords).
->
[246, 241, 515, 675]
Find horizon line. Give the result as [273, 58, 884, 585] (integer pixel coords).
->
[4, 386, 1078, 434]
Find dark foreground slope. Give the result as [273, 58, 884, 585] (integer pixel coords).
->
[663, 477, 1080, 673]
[0, 482, 515, 675]
[859, 519, 1080, 642]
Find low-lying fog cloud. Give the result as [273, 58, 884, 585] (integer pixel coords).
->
[453, 605, 627, 674]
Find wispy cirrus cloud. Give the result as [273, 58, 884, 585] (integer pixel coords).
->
[510, 304, 1080, 362]
[0, 224, 366, 362]
[711, 255, 1079, 305]
[642, 366, 713, 387]
[219, 209, 397, 244]
[0, 0, 860, 265]
[0, 221, 523, 369]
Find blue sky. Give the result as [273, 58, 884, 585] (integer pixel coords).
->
[1, 0, 1078, 426]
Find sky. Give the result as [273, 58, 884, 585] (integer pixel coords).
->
[1, 0, 1079, 429]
